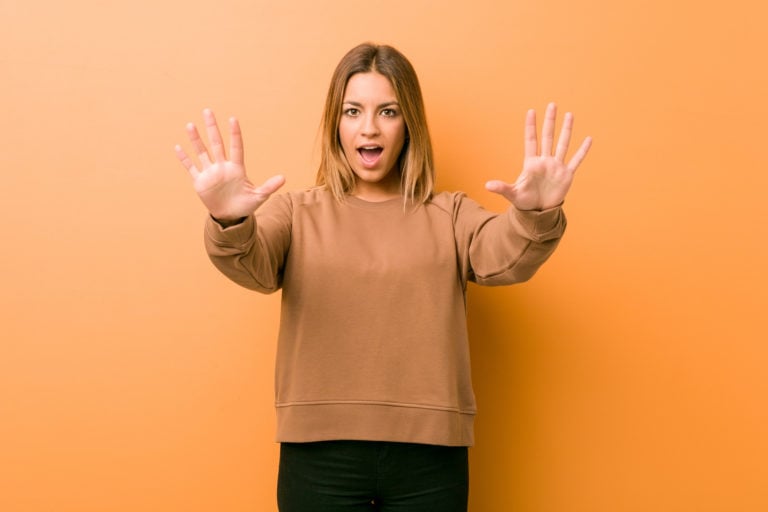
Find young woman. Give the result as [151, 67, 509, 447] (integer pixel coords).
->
[175, 43, 591, 512]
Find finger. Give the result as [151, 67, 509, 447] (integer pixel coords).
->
[186, 122, 211, 167]
[203, 108, 227, 163]
[566, 136, 593, 172]
[524, 109, 538, 159]
[554, 112, 573, 162]
[174, 145, 200, 178]
[540, 102, 557, 156]
[229, 117, 244, 166]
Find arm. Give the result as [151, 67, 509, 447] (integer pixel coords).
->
[204, 194, 292, 293]
[453, 194, 566, 286]
[456, 103, 590, 286]
[175, 109, 290, 292]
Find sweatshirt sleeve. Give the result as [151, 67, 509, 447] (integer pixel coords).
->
[203, 193, 293, 294]
[451, 193, 567, 287]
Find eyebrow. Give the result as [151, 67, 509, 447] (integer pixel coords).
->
[343, 101, 400, 109]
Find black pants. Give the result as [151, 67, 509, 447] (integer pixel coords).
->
[277, 441, 469, 512]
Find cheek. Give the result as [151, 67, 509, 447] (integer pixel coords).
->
[392, 122, 406, 149]
[393, 120, 406, 143]
[337, 122, 355, 150]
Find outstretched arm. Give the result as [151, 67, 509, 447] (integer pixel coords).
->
[175, 108, 285, 225]
[485, 103, 592, 211]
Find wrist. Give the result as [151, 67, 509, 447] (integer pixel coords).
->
[211, 215, 247, 228]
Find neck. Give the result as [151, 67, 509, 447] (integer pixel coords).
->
[352, 173, 402, 202]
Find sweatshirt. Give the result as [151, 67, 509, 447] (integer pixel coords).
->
[204, 187, 566, 446]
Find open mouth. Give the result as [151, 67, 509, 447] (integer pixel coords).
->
[358, 146, 383, 165]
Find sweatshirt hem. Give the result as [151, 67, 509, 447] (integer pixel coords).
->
[276, 399, 476, 415]
[276, 402, 476, 447]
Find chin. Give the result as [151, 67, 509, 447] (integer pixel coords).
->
[355, 168, 390, 182]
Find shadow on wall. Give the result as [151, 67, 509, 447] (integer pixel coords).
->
[467, 284, 553, 509]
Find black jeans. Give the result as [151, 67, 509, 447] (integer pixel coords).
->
[277, 440, 469, 512]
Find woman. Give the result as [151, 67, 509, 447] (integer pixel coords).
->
[175, 43, 591, 512]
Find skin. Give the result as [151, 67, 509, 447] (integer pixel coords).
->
[485, 103, 592, 210]
[338, 71, 407, 202]
[175, 109, 285, 225]
[175, 92, 591, 220]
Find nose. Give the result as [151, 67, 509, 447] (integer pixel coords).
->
[361, 112, 380, 137]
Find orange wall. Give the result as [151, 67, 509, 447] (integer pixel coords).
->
[2, 1, 767, 511]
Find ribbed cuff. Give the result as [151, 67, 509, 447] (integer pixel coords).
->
[511, 204, 566, 241]
[204, 214, 256, 247]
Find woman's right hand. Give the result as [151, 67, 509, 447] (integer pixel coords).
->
[175, 109, 285, 224]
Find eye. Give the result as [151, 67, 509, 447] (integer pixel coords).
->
[381, 108, 398, 117]
[343, 107, 360, 117]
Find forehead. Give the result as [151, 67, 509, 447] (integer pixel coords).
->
[343, 72, 397, 102]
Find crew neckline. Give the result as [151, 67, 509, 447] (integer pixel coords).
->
[345, 194, 405, 209]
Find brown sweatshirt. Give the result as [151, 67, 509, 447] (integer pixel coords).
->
[204, 187, 566, 446]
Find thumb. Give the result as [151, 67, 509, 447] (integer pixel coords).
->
[254, 174, 286, 196]
[485, 180, 516, 202]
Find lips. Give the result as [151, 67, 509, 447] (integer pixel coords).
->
[357, 146, 384, 167]
[358, 146, 383, 161]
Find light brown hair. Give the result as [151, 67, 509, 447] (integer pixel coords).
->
[316, 43, 435, 204]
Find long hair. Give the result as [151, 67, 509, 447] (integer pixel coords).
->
[316, 43, 435, 204]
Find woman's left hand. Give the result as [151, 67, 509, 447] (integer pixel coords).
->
[485, 103, 592, 211]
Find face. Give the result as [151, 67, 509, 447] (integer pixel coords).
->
[338, 71, 406, 199]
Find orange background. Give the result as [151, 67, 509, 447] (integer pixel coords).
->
[2, 0, 767, 510]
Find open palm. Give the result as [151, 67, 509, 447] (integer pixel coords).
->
[486, 103, 592, 211]
[175, 109, 284, 222]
